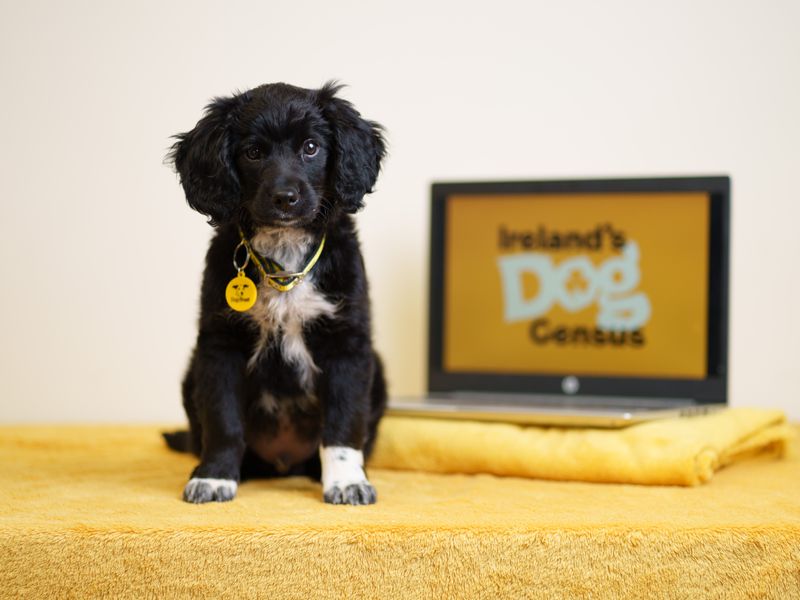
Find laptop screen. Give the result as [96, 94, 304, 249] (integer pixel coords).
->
[429, 178, 730, 402]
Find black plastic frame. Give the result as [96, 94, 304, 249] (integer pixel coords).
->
[427, 176, 731, 404]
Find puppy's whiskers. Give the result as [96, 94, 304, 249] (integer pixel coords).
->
[312, 188, 334, 225]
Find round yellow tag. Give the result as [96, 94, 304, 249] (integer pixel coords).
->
[225, 272, 258, 312]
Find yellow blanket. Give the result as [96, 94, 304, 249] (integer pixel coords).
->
[1, 423, 799, 598]
[370, 407, 792, 485]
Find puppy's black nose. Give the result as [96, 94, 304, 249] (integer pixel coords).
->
[273, 189, 299, 210]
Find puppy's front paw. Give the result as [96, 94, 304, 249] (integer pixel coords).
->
[320, 446, 376, 505]
[324, 481, 377, 505]
[182, 477, 238, 503]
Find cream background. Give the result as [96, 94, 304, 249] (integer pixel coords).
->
[0, 1, 798, 422]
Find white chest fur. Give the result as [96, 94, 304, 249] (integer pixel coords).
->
[243, 227, 338, 390]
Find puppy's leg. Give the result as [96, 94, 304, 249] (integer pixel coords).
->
[317, 353, 377, 505]
[182, 342, 246, 504]
[363, 351, 388, 459]
[181, 354, 202, 457]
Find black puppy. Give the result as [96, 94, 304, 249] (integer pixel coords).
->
[163, 82, 387, 505]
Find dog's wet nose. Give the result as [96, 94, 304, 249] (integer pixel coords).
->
[273, 189, 299, 210]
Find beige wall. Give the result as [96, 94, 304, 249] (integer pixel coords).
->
[0, 0, 798, 422]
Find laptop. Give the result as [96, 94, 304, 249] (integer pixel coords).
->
[389, 176, 731, 427]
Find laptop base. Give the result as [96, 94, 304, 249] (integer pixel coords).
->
[388, 393, 723, 428]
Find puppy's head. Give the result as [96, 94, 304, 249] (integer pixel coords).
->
[168, 82, 386, 228]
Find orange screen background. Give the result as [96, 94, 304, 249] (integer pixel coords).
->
[443, 193, 710, 379]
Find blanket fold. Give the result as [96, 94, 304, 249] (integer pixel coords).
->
[369, 407, 792, 485]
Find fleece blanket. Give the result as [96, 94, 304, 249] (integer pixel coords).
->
[1, 421, 798, 599]
[371, 407, 792, 485]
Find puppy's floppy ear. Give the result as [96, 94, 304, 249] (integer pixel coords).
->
[319, 83, 387, 214]
[167, 95, 242, 225]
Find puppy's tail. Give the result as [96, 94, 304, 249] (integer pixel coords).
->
[162, 429, 191, 453]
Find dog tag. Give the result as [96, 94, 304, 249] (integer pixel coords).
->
[225, 272, 258, 312]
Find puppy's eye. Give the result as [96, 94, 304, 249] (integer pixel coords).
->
[245, 146, 261, 161]
[302, 139, 319, 157]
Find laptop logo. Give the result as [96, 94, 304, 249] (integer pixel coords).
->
[562, 376, 580, 395]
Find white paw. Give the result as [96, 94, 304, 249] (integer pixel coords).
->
[324, 481, 377, 505]
[320, 446, 376, 505]
[182, 477, 237, 503]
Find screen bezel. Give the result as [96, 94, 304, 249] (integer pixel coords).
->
[427, 177, 730, 404]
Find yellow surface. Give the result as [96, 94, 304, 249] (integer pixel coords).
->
[444, 192, 710, 378]
[372, 408, 793, 485]
[1, 421, 799, 599]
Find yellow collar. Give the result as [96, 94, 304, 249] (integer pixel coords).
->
[237, 227, 326, 292]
